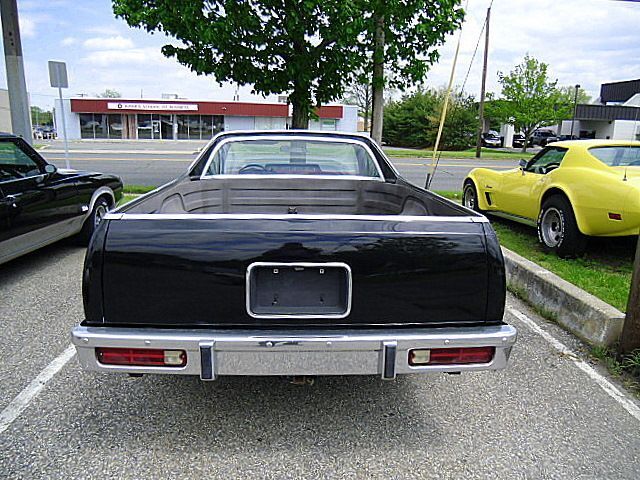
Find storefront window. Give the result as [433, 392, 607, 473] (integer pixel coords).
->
[137, 114, 152, 139]
[108, 114, 123, 139]
[80, 113, 94, 139]
[177, 115, 189, 139]
[187, 114, 201, 140]
[212, 115, 224, 136]
[160, 115, 173, 140]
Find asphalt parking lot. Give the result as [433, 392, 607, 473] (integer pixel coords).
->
[1, 243, 640, 478]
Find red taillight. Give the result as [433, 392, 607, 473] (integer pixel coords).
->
[96, 348, 187, 367]
[409, 347, 494, 366]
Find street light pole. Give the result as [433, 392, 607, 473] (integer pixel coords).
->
[570, 84, 580, 139]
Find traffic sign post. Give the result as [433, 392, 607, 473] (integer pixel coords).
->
[48, 60, 70, 168]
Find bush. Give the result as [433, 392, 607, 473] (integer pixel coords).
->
[382, 88, 477, 150]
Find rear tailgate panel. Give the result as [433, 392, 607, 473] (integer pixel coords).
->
[99, 217, 491, 328]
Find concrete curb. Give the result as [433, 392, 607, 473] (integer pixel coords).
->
[502, 247, 624, 347]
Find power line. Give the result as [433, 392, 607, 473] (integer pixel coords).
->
[460, 0, 494, 93]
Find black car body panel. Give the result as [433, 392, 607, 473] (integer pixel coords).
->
[89, 215, 501, 328]
[0, 134, 123, 264]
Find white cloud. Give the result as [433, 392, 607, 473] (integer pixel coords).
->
[83, 35, 134, 50]
[83, 47, 169, 67]
[61, 36, 76, 47]
[18, 16, 36, 38]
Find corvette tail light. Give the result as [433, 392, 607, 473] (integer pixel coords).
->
[96, 348, 187, 367]
[409, 347, 494, 366]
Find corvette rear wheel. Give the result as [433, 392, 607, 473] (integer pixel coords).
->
[463, 182, 484, 213]
[537, 195, 586, 258]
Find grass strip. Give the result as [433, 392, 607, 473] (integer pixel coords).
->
[384, 147, 535, 161]
[123, 185, 157, 194]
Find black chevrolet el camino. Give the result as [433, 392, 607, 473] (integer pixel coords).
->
[72, 131, 516, 381]
[0, 133, 122, 265]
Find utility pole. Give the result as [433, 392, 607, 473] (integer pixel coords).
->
[621, 236, 640, 354]
[0, 0, 32, 144]
[369, 11, 385, 145]
[475, 7, 490, 158]
[570, 84, 580, 139]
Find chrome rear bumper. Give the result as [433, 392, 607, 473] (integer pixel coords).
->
[71, 324, 517, 380]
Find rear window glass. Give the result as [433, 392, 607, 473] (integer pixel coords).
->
[204, 139, 380, 177]
[590, 146, 640, 167]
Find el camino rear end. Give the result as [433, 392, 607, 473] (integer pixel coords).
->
[72, 132, 516, 380]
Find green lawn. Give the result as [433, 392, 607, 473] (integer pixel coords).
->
[117, 193, 138, 206]
[123, 185, 156, 194]
[383, 147, 535, 161]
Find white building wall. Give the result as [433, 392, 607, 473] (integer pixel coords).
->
[613, 120, 640, 141]
[336, 105, 358, 132]
[623, 94, 640, 107]
[500, 124, 514, 147]
[54, 98, 82, 140]
[0, 89, 12, 133]
[254, 116, 287, 130]
[224, 115, 255, 131]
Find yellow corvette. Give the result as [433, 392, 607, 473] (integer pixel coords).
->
[463, 140, 640, 257]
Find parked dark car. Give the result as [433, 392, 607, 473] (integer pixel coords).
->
[531, 129, 558, 147]
[512, 133, 533, 149]
[481, 130, 502, 148]
[72, 130, 516, 382]
[0, 133, 122, 265]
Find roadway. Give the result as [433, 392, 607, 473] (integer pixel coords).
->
[40, 140, 518, 191]
[1, 242, 639, 478]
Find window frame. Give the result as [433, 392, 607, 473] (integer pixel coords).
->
[588, 145, 640, 167]
[0, 137, 47, 184]
[198, 135, 385, 181]
[524, 146, 568, 174]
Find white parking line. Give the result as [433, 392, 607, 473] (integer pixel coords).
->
[508, 307, 640, 423]
[0, 345, 75, 435]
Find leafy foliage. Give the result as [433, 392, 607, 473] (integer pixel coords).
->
[113, 0, 366, 128]
[382, 89, 477, 150]
[486, 55, 570, 151]
[96, 88, 122, 98]
[363, 1, 465, 91]
[30, 106, 53, 126]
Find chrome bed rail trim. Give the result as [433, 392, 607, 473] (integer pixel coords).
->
[71, 324, 516, 379]
[103, 212, 489, 223]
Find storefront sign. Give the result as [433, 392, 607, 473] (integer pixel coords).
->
[107, 102, 198, 111]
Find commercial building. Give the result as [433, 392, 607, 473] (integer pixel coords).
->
[559, 79, 640, 141]
[53, 97, 358, 140]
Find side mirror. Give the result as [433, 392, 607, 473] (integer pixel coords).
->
[518, 159, 527, 169]
[44, 164, 57, 175]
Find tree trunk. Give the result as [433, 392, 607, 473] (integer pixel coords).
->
[370, 13, 385, 145]
[363, 105, 370, 132]
[291, 99, 309, 129]
[621, 235, 640, 355]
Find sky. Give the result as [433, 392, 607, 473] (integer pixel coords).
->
[1, 0, 640, 110]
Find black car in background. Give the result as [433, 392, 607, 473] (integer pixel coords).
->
[0, 133, 122, 265]
[512, 133, 533, 148]
[481, 130, 502, 148]
[531, 129, 558, 147]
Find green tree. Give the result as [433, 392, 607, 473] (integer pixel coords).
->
[367, 0, 465, 144]
[113, 0, 367, 129]
[30, 106, 53, 126]
[558, 85, 591, 106]
[383, 88, 476, 150]
[97, 88, 122, 98]
[486, 55, 570, 152]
